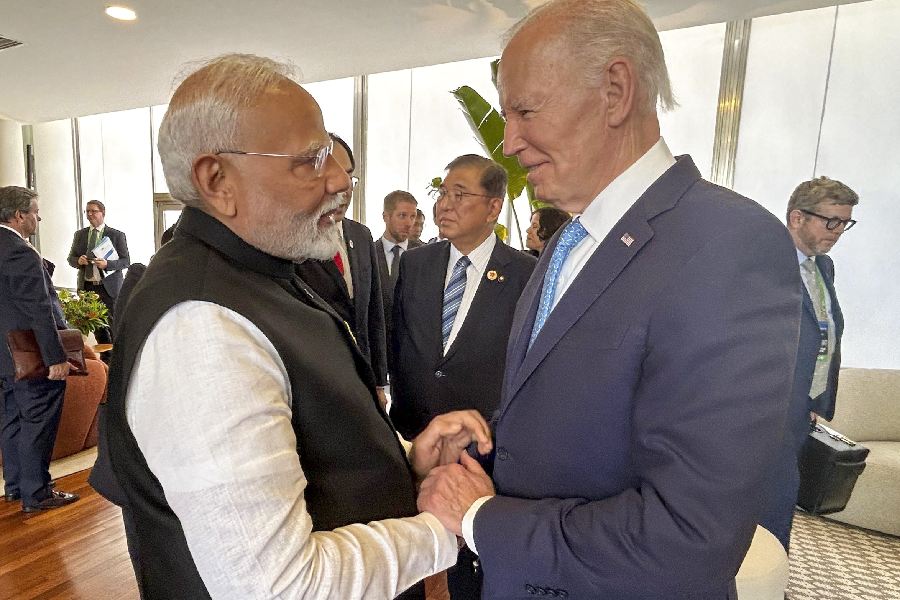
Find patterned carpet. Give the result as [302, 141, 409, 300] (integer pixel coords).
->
[788, 511, 900, 599]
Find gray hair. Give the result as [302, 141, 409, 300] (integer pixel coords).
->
[787, 176, 859, 220]
[0, 186, 37, 223]
[157, 53, 298, 207]
[505, 0, 676, 113]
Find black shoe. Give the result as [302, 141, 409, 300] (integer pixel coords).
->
[22, 490, 79, 513]
[4, 492, 20, 502]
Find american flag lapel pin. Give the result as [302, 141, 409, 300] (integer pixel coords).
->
[620, 232, 635, 247]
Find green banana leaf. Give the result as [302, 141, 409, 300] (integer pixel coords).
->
[451, 85, 529, 202]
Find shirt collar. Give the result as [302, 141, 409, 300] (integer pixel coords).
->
[449, 233, 496, 274]
[383, 237, 408, 252]
[0, 224, 25, 239]
[578, 137, 676, 243]
[797, 248, 814, 265]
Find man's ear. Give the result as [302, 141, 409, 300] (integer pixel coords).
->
[193, 154, 237, 217]
[487, 197, 503, 222]
[604, 57, 637, 127]
[787, 209, 804, 229]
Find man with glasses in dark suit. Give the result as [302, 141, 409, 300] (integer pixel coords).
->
[762, 176, 859, 550]
[67, 199, 130, 346]
[1, 186, 79, 513]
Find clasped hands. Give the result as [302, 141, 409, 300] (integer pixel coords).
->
[409, 410, 496, 536]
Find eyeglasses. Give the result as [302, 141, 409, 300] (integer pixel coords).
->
[85, 209, 102, 214]
[436, 187, 492, 205]
[799, 209, 857, 231]
[215, 139, 333, 177]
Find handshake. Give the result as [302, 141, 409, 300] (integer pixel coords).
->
[409, 411, 496, 537]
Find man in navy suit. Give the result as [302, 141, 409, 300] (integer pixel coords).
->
[0, 186, 79, 512]
[391, 154, 536, 600]
[296, 134, 390, 408]
[67, 199, 130, 345]
[761, 176, 858, 550]
[418, 1, 801, 598]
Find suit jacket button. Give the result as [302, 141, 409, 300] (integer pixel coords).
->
[497, 447, 509, 460]
[434, 370, 443, 378]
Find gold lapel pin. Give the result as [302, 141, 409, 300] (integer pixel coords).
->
[487, 270, 498, 281]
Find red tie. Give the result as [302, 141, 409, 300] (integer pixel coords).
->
[333, 252, 344, 275]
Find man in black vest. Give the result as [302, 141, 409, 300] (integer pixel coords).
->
[97, 53, 490, 600]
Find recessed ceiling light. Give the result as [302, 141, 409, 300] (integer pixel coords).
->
[105, 6, 137, 21]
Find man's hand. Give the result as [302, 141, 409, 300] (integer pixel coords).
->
[418, 453, 494, 536]
[47, 362, 72, 380]
[409, 410, 492, 480]
[94, 258, 108, 269]
[77, 255, 89, 266]
[376, 387, 388, 412]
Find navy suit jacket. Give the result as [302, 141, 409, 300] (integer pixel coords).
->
[473, 157, 802, 599]
[0, 227, 68, 379]
[375, 237, 422, 374]
[296, 219, 390, 386]
[389, 238, 535, 439]
[67, 225, 131, 297]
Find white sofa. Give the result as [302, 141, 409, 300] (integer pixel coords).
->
[822, 368, 900, 536]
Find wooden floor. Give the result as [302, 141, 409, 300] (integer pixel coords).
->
[0, 469, 138, 600]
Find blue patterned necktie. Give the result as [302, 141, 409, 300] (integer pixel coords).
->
[530, 218, 588, 348]
[442, 256, 471, 348]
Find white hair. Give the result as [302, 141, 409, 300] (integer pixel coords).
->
[505, 0, 676, 113]
[157, 54, 298, 207]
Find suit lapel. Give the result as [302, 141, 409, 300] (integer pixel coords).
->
[441, 241, 512, 364]
[500, 156, 701, 415]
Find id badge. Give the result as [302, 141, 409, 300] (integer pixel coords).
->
[817, 320, 829, 359]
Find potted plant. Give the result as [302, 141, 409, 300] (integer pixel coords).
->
[57, 289, 109, 337]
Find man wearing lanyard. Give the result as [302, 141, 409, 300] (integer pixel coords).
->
[67, 200, 130, 346]
[762, 176, 859, 550]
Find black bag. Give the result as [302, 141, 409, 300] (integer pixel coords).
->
[797, 423, 869, 515]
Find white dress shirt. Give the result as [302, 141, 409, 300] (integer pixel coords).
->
[127, 301, 457, 599]
[443, 233, 497, 353]
[461, 137, 677, 553]
[381, 237, 409, 276]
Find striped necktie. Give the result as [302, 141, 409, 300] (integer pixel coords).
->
[530, 218, 588, 348]
[441, 256, 471, 348]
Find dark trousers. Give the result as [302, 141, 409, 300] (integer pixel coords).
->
[0, 375, 66, 506]
[448, 547, 483, 600]
[83, 281, 115, 345]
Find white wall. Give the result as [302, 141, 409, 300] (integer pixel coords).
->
[0, 119, 26, 187]
[31, 119, 79, 289]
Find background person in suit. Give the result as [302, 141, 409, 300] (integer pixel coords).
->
[391, 154, 536, 598]
[296, 133, 390, 408]
[375, 190, 422, 373]
[66, 200, 130, 345]
[524, 206, 570, 257]
[411, 209, 426, 245]
[761, 176, 858, 550]
[417, 1, 801, 598]
[0, 186, 79, 512]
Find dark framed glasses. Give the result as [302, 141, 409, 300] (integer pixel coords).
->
[799, 209, 857, 231]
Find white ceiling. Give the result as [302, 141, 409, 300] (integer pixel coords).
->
[0, 0, 864, 123]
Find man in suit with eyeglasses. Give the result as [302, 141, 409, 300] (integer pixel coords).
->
[761, 176, 858, 550]
[67, 199, 130, 345]
[296, 133, 390, 409]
